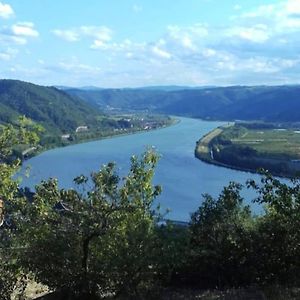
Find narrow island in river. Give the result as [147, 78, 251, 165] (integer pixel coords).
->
[195, 122, 300, 178]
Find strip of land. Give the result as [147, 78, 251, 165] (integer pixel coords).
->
[195, 122, 300, 178]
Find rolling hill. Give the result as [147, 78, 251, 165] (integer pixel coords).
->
[66, 85, 300, 122]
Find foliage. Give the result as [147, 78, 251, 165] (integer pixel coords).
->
[185, 173, 300, 289]
[188, 183, 254, 287]
[19, 150, 164, 299]
[247, 174, 300, 285]
[0, 117, 40, 300]
[0, 79, 102, 135]
[2, 116, 300, 298]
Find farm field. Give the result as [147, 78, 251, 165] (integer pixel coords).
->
[229, 127, 300, 159]
[195, 123, 300, 177]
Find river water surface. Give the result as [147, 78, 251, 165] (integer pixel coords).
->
[21, 117, 262, 221]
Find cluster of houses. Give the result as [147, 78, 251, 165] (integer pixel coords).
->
[60, 118, 163, 141]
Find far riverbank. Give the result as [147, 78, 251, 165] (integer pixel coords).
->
[195, 124, 299, 179]
[26, 117, 180, 160]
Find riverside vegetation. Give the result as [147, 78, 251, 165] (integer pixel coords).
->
[195, 122, 300, 177]
[1, 120, 300, 299]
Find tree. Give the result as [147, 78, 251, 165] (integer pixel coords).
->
[19, 150, 163, 299]
[0, 117, 41, 300]
[247, 174, 300, 285]
[189, 183, 255, 287]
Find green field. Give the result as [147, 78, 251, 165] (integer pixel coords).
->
[226, 127, 300, 159]
[196, 123, 300, 177]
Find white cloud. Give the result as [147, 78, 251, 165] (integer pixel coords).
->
[53, 25, 113, 50]
[0, 23, 39, 46]
[152, 46, 172, 59]
[286, 0, 300, 15]
[80, 26, 112, 41]
[91, 38, 146, 53]
[53, 26, 112, 43]
[227, 24, 270, 43]
[166, 24, 208, 51]
[0, 2, 14, 19]
[239, 0, 300, 32]
[90, 39, 108, 50]
[12, 22, 39, 37]
[6, 0, 300, 87]
[52, 29, 79, 42]
[181, 36, 195, 50]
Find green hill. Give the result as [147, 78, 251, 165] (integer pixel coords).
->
[0, 79, 101, 134]
[0, 80, 174, 152]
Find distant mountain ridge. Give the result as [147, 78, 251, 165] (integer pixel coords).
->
[66, 85, 300, 122]
[0, 79, 102, 134]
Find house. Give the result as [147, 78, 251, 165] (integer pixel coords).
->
[22, 147, 37, 157]
[61, 134, 70, 140]
[75, 126, 88, 133]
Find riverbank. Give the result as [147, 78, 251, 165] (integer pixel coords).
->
[195, 123, 300, 178]
[23, 117, 245, 221]
[27, 116, 180, 160]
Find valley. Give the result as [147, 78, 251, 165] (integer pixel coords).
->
[65, 85, 300, 122]
[0, 80, 174, 158]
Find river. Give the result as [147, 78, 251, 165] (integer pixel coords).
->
[21, 117, 262, 221]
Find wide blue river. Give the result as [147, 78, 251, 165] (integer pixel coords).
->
[21, 117, 262, 221]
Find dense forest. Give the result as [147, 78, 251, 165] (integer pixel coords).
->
[0, 80, 102, 134]
[0, 80, 173, 154]
[1, 120, 300, 299]
[66, 85, 300, 122]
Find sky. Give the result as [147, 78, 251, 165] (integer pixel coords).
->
[0, 0, 300, 87]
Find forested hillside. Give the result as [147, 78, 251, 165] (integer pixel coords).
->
[67, 85, 300, 122]
[0, 80, 101, 134]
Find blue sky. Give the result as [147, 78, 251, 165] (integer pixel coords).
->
[0, 0, 300, 87]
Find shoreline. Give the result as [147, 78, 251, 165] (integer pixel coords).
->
[28, 117, 181, 159]
[194, 125, 294, 179]
[195, 153, 293, 179]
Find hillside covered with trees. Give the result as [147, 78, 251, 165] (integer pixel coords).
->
[0, 80, 174, 154]
[66, 85, 300, 122]
[0, 80, 101, 135]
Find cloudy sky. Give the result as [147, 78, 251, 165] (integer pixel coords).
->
[0, 0, 300, 87]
